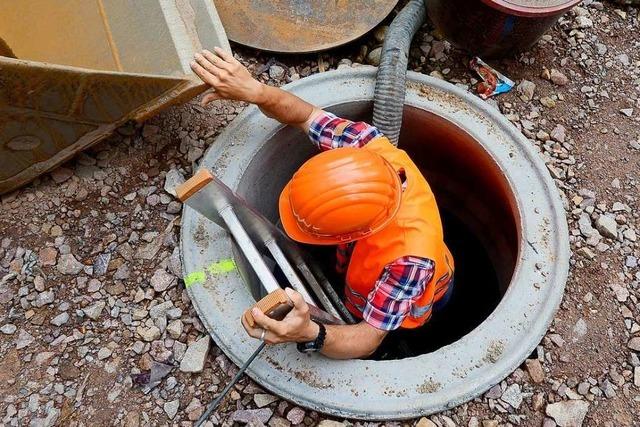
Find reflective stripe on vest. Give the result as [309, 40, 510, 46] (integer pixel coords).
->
[344, 136, 455, 329]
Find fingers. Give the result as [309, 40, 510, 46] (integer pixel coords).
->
[190, 61, 219, 86]
[201, 49, 232, 71]
[285, 288, 307, 310]
[214, 46, 238, 64]
[200, 90, 222, 106]
[251, 308, 285, 334]
[194, 52, 223, 77]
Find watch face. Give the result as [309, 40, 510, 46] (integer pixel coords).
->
[297, 342, 318, 353]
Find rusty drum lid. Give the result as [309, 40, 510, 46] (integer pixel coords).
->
[482, 0, 582, 17]
[213, 0, 399, 53]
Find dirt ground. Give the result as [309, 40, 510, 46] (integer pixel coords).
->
[1, 2, 640, 427]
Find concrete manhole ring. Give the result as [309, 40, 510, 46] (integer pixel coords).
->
[180, 68, 569, 420]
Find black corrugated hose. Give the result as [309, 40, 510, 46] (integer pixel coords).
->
[372, 0, 426, 146]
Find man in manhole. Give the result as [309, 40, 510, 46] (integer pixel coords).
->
[191, 49, 455, 359]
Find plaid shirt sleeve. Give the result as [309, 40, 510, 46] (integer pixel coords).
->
[361, 256, 435, 331]
[308, 112, 382, 151]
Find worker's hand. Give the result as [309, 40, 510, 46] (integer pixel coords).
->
[190, 47, 264, 106]
[241, 288, 320, 345]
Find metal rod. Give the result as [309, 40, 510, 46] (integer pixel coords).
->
[297, 261, 355, 324]
[195, 341, 266, 427]
[263, 238, 315, 305]
[218, 205, 280, 293]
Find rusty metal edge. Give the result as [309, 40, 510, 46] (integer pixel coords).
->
[0, 57, 205, 195]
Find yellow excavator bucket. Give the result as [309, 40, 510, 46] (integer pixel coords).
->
[0, 0, 230, 194]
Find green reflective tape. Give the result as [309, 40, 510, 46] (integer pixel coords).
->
[184, 258, 237, 288]
[207, 258, 236, 274]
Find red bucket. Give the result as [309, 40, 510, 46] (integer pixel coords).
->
[426, 0, 582, 58]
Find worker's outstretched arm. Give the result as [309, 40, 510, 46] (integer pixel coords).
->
[190, 48, 323, 132]
[242, 288, 388, 360]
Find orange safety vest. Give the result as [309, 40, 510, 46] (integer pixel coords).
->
[344, 136, 455, 329]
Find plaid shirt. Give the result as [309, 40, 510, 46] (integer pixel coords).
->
[308, 112, 438, 331]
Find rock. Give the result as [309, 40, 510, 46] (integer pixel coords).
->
[269, 65, 285, 80]
[545, 400, 589, 427]
[572, 318, 588, 340]
[317, 422, 346, 427]
[137, 325, 161, 342]
[540, 96, 556, 108]
[550, 69, 569, 86]
[576, 247, 596, 260]
[97, 347, 112, 360]
[164, 169, 185, 197]
[517, 80, 536, 101]
[609, 284, 629, 302]
[93, 253, 111, 277]
[595, 215, 617, 239]
[185, 398, 203, 421]
[16, 329, 35, 349]
[577, 214, 596, 238]
[164, 400, 180, 419]
[550, 124, 566, 143]
[83, 301, 106, 320]
[149, 301, 174, 319]
[286, 407, 305, 424]
[58, 359, 81, 380]
[373, 25, 388, 43]
[269, 416, 291, 427]
[623, 228, 636, 241]
[123, 411, 140, 427]
[231, 408, 273, 424]
[35, 351, 55, 365]
[167, 320, 183, 339]
[525, 359, 545, 383]
[575, 15, 593, 28]
[149, 340, 172, 362]
[485, 384, 502, 399]
[416, 418, 438, 427]
[35, 291, 55, 307]
[1, 323, 17, 334]
[254, 393, 279, 408]
[57, 254, 84, 275]
[634, 367, 640, 387]
[50, 312, 69, 326]
[166, 201, 182, 214]
[114, 264, 130, 280]
[150, 269, 176, 292]
[179, 336, 210, 372]
[482, 421, 499, 427]
[501, 383, 523, 409]
[367, 47, 382, 66]
[628, 337, 640, 351]
[620, 108, 634, 117]
[50, 167, 73, 184]
[38, 247, 58, 266]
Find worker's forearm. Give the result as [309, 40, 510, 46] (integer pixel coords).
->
[319, 323, 385, 360]
[253, 84, 317, 129]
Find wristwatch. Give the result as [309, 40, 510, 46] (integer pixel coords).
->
[296, 321, 326, 353]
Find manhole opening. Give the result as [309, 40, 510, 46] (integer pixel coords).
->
[233, 102, 520, 359]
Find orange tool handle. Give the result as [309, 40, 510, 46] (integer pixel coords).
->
[243, 288, 293, 328]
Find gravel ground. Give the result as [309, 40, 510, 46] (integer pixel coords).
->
[2, 2, 640, 426]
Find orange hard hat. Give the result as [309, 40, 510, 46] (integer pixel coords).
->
[279, 147, 402, 245]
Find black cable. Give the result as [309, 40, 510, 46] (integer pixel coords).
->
[194, 341, 267, 427]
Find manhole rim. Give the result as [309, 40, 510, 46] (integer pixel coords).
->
[181, 67, 569, 419]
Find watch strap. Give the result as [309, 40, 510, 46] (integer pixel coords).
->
[297, 321, 326, 353]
